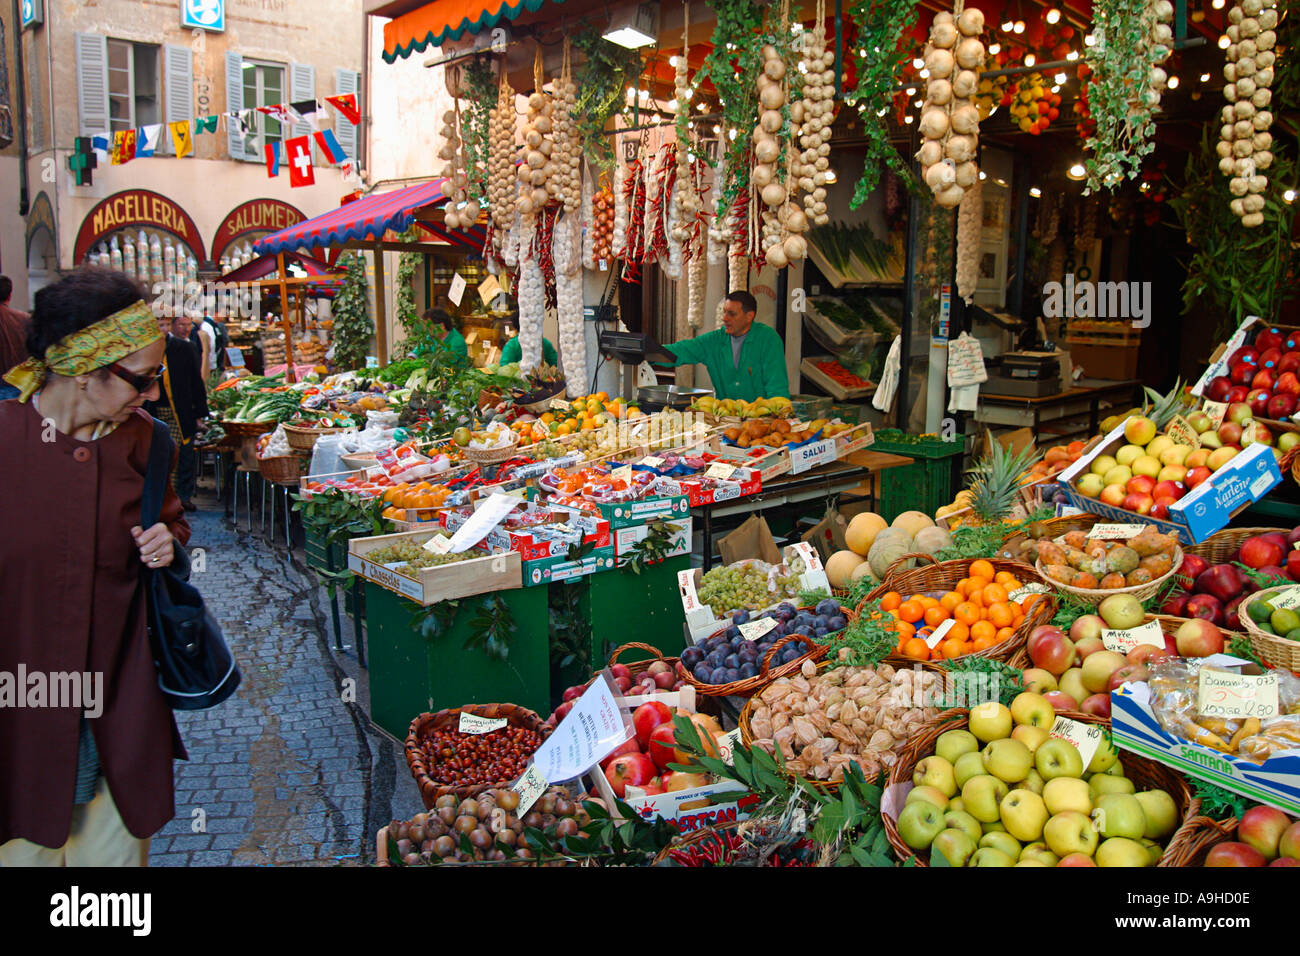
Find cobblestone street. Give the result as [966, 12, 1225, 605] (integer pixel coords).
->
[148, 485, 423, 866]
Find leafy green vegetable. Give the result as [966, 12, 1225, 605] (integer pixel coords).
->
[1190, 779, 1256, 821]
[817, 606, 897, 668]
[940, 656, 1025, 708]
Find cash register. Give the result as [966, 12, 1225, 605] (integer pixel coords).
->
[597, 329, 677, 365]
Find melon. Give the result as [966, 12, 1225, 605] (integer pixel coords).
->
[913, 525, 954, 556]
[826, 550, 866, 589]
[845, 512, 888, 557]
[868, 534, 914, 579]
[850, 561, 879, 586]
[892, 510, 936, 539]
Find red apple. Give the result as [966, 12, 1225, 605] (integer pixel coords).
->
[1184, 593, 1226, 626]
[1161, 592, 1190, 617]
[1080, 693, 1112, 718]
[1185, 466, 1213, 490]
[553, 700, 575, 722]
[1174, 618, 1225, 657]
[1229, 346, 1259, 367]
[609, 663, 632, 681]
[1280, 821, 1300, 860]
[1028, 625, 1068, 656]
[1279, 352, 1300, 375]
[1099, 484, 1127, 507]
[1074, 637, 1107, 661]
[1252, 423, 1274, 447]
[1195, 564, 1247, 602]
[604, 752, 657, 798]
[1268, 393, 1299, 420]
[1240, 536, 1286, 570]
[1255, 328, 1284, 352]
[1152, 479, 1186, 501]
[1126, 475, 1156, 496]
[1206, 376, 1233, 402]
[1239, 805, 1292, 860]
[1150, 497, 1175, 520]
[1107, 663, 1150, 692]
[1177, 554, 1209, 588]
[1228, 401, 1255, 425]
[1127, 644, 1172, 668]
[1225, 385, 1250, 404]
[1218, 421, 1244, 446]
[562, 685, 584, 702]
[1258, 532, 1290, 554]
[1070, 614, 1105, 644]
[1258, 347, 1282, 369]
[1252, 369, 1277, 392]
[1270, 857, 1300, 866]
[1205, 842, 1268, 867]
[1224, 595, 1245, 631]
[1122, 492, 1154, 515]
[1286, 550, 1300, 582]
[1231, 362, 1257, 387]
[1044, 691, 1079, 712]
[1277, 371, 1300, 395]
[1058, 852, 1098, 866]
[1247, 388, 1272, 418]
[614, 675, 632, 693]
[1030, 632, 1078, 676]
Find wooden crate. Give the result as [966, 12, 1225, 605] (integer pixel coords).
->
[347, 529, 522, 605]
[800, 356, 876, 401]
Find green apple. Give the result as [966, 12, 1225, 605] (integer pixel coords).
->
[948, 796, 966, 814]
[1140, 837, 1164, 866]
[1096, 836, 1151, 867]
[897, 800, 945, 849]
[1011, 724, 1051, 753]
[931, 828, 978, 867]
[1059, 668, 1089, 706]
[1114, 443, 1145, 466]
[1021, 668, 1058, 695]
[1081, 650, 1128, 694]
[969, 846, 1016, 867]
[980, 830, 1023, 859]
[1035, 738, 1085, 780]
[1015, 859, 1050, 866]
[935, 729, 980, 765]
[962, 775, 1010, 823]
[1090, 454, 1118, 477]
[1000, 788, 1050, 843]
[1044, 811, 1100, 858]
[1019, 841, 1061, 867]
[953, 751, 986, 790]
[969, 702, 1013, 742]
[905, 785, 950, 811]
[1019, 768, 1045, 795]
[1135, 789, 1179, 841]
[982, 738, 1034, 784]
[1103, 464, 1134, 487]
[981, 820, 1006, 833]
[913, 755, 958, 798]
[1087, 738, 1120, 774]
[1043, 776, 1093, 816]
[1096, 756, 1125, 777]
[944, 810, 983, 843]
[1095, 793, 1146, 840]
[1089, 774, 1136, 799]
[1076, 473, 1105, 498]
[1010, 691, 1056, 729]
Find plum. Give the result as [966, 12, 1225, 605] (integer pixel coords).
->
[815, 598, 840, 617]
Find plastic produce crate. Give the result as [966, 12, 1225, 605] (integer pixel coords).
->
[870, 429, 968, 522]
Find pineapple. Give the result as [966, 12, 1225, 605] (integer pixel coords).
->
[1142, 378, 1187, 429]
[960, 436, 1043, 528]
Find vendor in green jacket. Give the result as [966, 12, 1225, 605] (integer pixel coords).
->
[658, 291, 789, 401]
[416, 308, 468, 361]
[499, 320, 558, 367]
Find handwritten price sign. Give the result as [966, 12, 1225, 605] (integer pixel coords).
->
[1197, 670, 1279, 719]
[1049, 715, 1104, 770]
[458, 712, 507, 734]
[1088, 523, 1147, 539]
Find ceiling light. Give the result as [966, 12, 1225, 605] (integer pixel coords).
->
[919, 68, 931, 78]
[1084, 33, 1096, 46]
[1001, 19, 1015, 31]
[1066, 50, 1079, 60]
[1167, 76, 1179, 89]
[824, 169, 837, 183]
[602, 3, 660, 49]
[914, 99, 924, 107]
[1212, 0, 1225, 7]
[1025, 53, 1036, 66]
[669, 55, 679, 68]
[1051, 84, 1061, 93]
[988, 43, 1001, 55]
[1014, 20, 1026, 33]
[1055, 72, 1067, 84]
[667, 99, 678, 111]
[1218, 34, 1231, 48]
[913, 57, 925, 69]
[904, 115, 914, 124]
[1046, 7, 1061, 23]
[906, 87, 917, 95]
[1030, 186, 1042, 198]
[1284, 189, 1296, 203]
[1067, 163, 1086, 180]
[1200, 72, 1211, 82]
[728, 128, 736, 140]
[978, 170, 987, 180]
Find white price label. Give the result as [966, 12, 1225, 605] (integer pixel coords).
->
[738, 618, 778, 642]
[1197, 670, 1279, 719]
[789, 437, 838, 475]
[925, 618, 957, 649]
[1102, 620, 1166, 654]
[448, 272, 467, 306]
[1087, 523, 1147, 539]
[1008, 583, 1052, 602]
[641, 456, 665, 468]
[598, 259, 608, 271]
[678, 569, 703, 612]
[511, 764, 548, 816]
[549, 397, 571, 411]
[611, 465, 634, 483]
[1250, 471, 1276, 497]
[705, 461, 736, 479]
[422, 534, 453, 554]
[458, 712, 508, 734]
[1202, 400, 1229, 428]
[477, 274, 503, 305]
[447, 493, 522, 553]
[1269, 587, 1300, 611]
[1049, 715, 1104, 770]
[717, 728, 743, 767]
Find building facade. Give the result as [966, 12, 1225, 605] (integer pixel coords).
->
[4, 0, 366, 309]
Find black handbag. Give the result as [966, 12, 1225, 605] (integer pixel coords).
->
[140, 418, 241, 710]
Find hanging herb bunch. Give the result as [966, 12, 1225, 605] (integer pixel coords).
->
[844, 0, 921, 207]
[573, 27, 646, 172]
[1082, 0, 1175, 193]
[461, 56, 496, 205]
[703, 0, 768, 225]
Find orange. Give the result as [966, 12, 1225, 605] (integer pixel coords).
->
[1002, 577, 1022, 592]
[918, 597, 940, 613]
[895, 621, 916, 641]
[903, 638, 931, 661]
[1021, 593, 1045, 615]
[940, 592, 963, 612]
[988, 602, 1014, 629]
[898, 601, 925, 624]
[996, 626, 1016, 645]
[954, 602, 981, 627]
[994, 571, 1018, 586]
[982, 583, 1009, 606]
[970, 559, 996, 581]
[941, 637, 967, 660]
[971, 635, 997, 652]
[947, 621, 970, 643]
[967, 575, 992, 595]
[880, 592, 902, 612]
[924, 606, 949, 628]
[907, 593, 928, 605]
[970, 620, 997, 643]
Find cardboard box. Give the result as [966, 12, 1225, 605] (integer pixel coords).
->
[522, 546, 617, 586]
[347, 530, 521, 605]
[1055, 416, 1282, 544]
[1111, 678, 1300, 816]
[1191, 316, 1261, 397]
[655, 465, 762, 507]
[439, 501, 611, 561]
[613, 517, 693, 566]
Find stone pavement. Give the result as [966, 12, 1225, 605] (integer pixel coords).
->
[148, 485, 424, 866]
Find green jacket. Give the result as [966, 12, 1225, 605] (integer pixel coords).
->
[415, 327, 468, 362]
[663, 323, 789, 401]
[500, 335, 557, 367]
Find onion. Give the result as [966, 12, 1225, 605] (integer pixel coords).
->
[957, 8, 984, 36]
[782, 234, 807, 261]
[765, 244, 788, 269]
[935, 184, 964, 208]
[924, 160, 957, 189]
[950, 105, 980, 135]
[760, 85, 785, 110]
[528, 93, 545, 111]
[751, 164, 774, 187]
[944, 135, 977, 163]
[954, 161, 979, 187]
[925, 48, 955, 79]
[931, 22, 959, 49]
[929, 79, 954, 106]
[919, 109, 949, 139]
[761, 183, 788, 207]
[761, 110, 783, 133]
[764, 58, 787, 81]
[952, 70, 979, 98]
[754, 137, 781, 164]
[444, 211, 461, 230]
[916, 140, 943, 165]
[955, 38, 984, 70]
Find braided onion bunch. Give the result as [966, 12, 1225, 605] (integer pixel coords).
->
[916, 7, 984, 209]
[1216, 0, 1277, 227]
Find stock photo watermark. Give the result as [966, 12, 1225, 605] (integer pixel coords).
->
[0, 666, 103, 718]
[1042, 274, 1152, 328]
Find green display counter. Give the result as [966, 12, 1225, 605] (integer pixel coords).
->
[579, 555, 691, 667]
[364, 581, 551, 740]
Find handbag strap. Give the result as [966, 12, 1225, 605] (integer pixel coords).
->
[141, 417, 174, 529]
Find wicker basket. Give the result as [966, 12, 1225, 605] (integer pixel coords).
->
[882, 709, 1200, 867]
[462, 435, 521, 465]
[1159, 816, 1240, 867]
[1184, 526, 1287, 565]
[218, 419, 277, 440]
[405, 703, 552, 810]
[258, 454, 305, 484]
[1234, 586, 1300, 671]
[1037, 547, 1183, 608]
[859, 554, 1055, 663]
[1016, 511, 1102, 541]
[517, 383, 568, 415]
[1008, 613, 1182, 670]
[677, 631, 831, 700]
[283, 423, 349, 454]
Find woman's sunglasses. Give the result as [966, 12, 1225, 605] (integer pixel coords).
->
[105, 362, 166, 393]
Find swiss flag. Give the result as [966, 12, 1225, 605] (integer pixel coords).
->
[286, 135, 315, 188]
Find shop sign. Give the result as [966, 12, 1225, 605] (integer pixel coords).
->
[181, 0, 224, 31]
[25, 191, 56, 257]
[74, 189, 206, 264]
[21, 0, 43, 28]
[211, 199, 305, 262]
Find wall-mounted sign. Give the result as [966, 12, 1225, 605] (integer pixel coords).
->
[21, 0, 44, 28]
[211, 199, 305, 262]
[74, 189, 206, 264]
[181, 0, 224, 32]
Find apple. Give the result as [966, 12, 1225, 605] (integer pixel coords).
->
[1277, 371, 1300, 396]
[1044, 811, 1100, 858]
[1036, 738, 1086, 780]
[1161, 592, 1190, 617]
[1103, 464, 1134, 487]
[1125, 474, 1156, 496]
[1030, 632, 1078, 676]
[604, 752, 658, 798]
[1248, 387, 1273, 419]
[1081, 650, 1128, 693]
[1270, 858, 1300, 867]
[1097, 593, 1144, 629]
[1177, 553, 1209, 588]
[1282, 432, 1300, 454]
[931, 828, 978, 867]
[1268, 393, 1298, 419]
[1019, 842, 1061, 866]
[935, 729, 980, 765]
[1090, 774, 1136, 798]
[1090, 454, 1118, 477]
[1240, 535, 1286, 569]
[663, 770, 708, 791]
[1208, 446, 1239, 471]
[1256, 327, 1285, 352]
[1043, 691, 1078, 713]
[980, 830, 1023, 859]
[1186, 411, 1213, 432]
[1252, 369, 1277, 391]
[1225, 385, 1250, 404]
[1127, 789, 1176, 842]
[1205, 842, 1268, 867]
[962, 775, 1010, 823]
[1251, 423, 1274, 447]
[1184, 466, 1213, 489]
[1238, 805, 1292, 860]
[1059, 668, 1089, 706]
[1021, 668, 1058, 694]
[1279, 821, 1300, 860]
[1114, 444, 1145, 466]
[1185, 447, 1211, 468]
[983, 738, 1035, 784]
[1205, 375, 1233, 402]
[1011, 724, 1051, 753]
[1174, 618, 1224, 657]
[1231, 362, 1257, 387]
[1229, 345, 1259, 367]
[1218, 421, 1244, 446]
[1000, 789, 1050, 843]
[1152, 478, 1186, 499]
[1074, 636, 1107, 662]
[1127, 644, 1172, 668]
[1099, 484, 1127, 507]
[943, 809, 984, 844]
[1228, 400, 1255, 425]
[1057, 852, 1098, 866]
[1107, 663, 1150, 693]
[1158, 444, 1191, 468]
[1130, 456, 1162, 480]
[1184, 593, 1226, 626]
[1280, 352, 1300, 375]
[1095, 792, 1147, 840]
[1096, 836, 1153, 867]
[1080, 693, 1112, 719]
[913, 755, 958, 797]
[1259, 346, 1282, 368]
[1027, 625, 1067, 657]
[896, 800, 946, 849]
[905, 785, 950, 811]
[1010, 691, 1057, 728]
[1088, 737, 1121, 774]
[1070, 614, 1104, 644]
[1076, 473, 1105, 498]
[968, 702, 1014, 742]
[953, 751, 987, 789]
[1043, 777, 1093, 816]
[969, 846, 1016, 867]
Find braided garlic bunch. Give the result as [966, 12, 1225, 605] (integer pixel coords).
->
[955, 180, 982, 302]
[488, 73, 517, 244]
[917, 7, 984, 209]
[551, 48, 581, 213]
[671, 53, 703, 241]
[518, 88, 555, 219]
[1217, 0, 1278, 227]
[794, 19, 834, 227]
[440, 101, 480, 230]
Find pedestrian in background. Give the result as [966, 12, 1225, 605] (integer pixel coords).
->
[0, 274, 30, 401]
[148, 313, 209, 511]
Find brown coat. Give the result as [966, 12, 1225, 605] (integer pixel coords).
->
[0, 401, 190, 847]
[0, 304, 28, 377]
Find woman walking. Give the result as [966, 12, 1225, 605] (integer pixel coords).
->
[0, 268, 190, 866]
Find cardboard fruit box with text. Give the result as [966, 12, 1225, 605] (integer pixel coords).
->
[678, 543, 832, 642]
[439, 500, 611, 561]
[346, 530, 521, 606]
[613, 517, 693, 567]
[527, 486, 691, 530]
[655, 464, 763, 507]
[1055, 416, 1282, 544]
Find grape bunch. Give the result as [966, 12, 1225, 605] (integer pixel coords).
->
[697, 563, 801, 619]
[366, 540, 476, 576]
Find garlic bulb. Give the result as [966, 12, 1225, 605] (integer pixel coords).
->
[488, 71, 518, 251]
[955, 179, 982, 303]
[1219, 0, 1277, 225]
[919, 9, 983, 206]
[796, 13, 835, 228]
[516, 254, 545, 373]
[552, 213, 587, 396]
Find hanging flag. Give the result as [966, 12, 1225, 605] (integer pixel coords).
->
[291, 99, 322, 130]
[91, 135, 110, 161]
[340, 161, 355, 181]
[257, 103, 296, 126]
[325, 93, 360, 125]
[169, 120, 194, 158]
[111, 129, 137, 165]
[313, 129, 348, 165]
[136, 124, 162, 157]
[194, 115, 219, 135]
[285, 135, 315, 187]
[264, 141, 282, 178]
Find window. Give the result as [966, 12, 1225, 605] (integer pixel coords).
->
[241, 59, 285, 153]
[107, 39, 160, 133]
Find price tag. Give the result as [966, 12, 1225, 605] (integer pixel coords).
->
[1055, 504, 1084, 517]
[598, 259, 608, 271]
[225, 347, 246, 368]
[364, 465, 385, 479]
[549, 397, 570, 411]
[789, 437, 838, 475]
[1197, 669, 1279, 719]
[1102, 620, 1166, 654]
[1087, 523, 1147, 539]
[1049, 716, 1103, 770]
[611, 465, 633, 483]
[447, 493, 522, 553]
[458, 712, 507, 734]
[1008, 583, 1052, 602]
[511, 764, 548, 816]
[477, 274, 503, 305]
[1268, 587, 1300, 610]
[705, 462, 736, 479]
[641, 456, 665, 468]
[787, 420, 809, 432]
[1202, 400, 1229, 428]
[1165, 415, 1202, 450]
[717, 729, 743, 766]
[925, 618, 957, 649]
[448, 272, 467, 306]
[738, 618, 777, 642]
[422, 534, 452, 554]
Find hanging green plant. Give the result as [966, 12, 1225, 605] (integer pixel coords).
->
[462, 55, 496, 204]
[331, 251, 373, 371]
[844, 0, 920, 207]
[703, 0, 768, 222]
[573, 27, 646, 172]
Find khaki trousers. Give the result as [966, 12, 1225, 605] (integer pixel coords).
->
[0, 779, 150, 867]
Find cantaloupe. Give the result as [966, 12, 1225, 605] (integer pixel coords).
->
[826, 550, 866, 589]
[891, 510, 936, 539]
[913, 525, 954, 556]
[868, 533, 914, 579]
[845, 512, 888, 557]
[850, 561, 879, 586]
